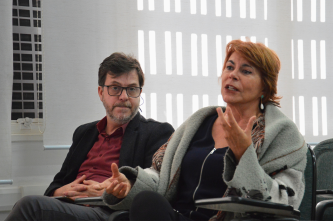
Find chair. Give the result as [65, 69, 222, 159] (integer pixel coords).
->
[195, 144, 316, 221]
[313, 138, 333, 220]
[299, 144, 316, 220]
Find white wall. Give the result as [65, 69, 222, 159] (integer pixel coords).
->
[0, 139, 68, 220]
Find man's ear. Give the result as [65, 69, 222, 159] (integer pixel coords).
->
[98, 86, 103, 101]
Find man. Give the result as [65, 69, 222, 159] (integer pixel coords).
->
[5, 53, 174, 221]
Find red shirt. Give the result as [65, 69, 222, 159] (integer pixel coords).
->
[76, 117, 128, 183]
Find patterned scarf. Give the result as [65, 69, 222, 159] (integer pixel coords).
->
[152, 113, 265, 173]
[251, 113, 265, 157]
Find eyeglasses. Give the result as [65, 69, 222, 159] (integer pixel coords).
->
[103, 85, 142, 98]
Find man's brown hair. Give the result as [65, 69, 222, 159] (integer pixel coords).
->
[98, 52, 144, 87]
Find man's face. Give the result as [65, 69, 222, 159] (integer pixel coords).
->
[98, 70, 141, 125]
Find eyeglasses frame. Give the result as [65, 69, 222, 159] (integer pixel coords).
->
[103, 85, 142, 98]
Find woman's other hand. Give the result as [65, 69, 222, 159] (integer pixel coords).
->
[216, 107, 256, 162]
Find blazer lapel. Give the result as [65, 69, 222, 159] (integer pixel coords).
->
[119, 113, 140, 167]
[70, 126, 99, 170]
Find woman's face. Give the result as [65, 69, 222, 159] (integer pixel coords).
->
[221, 52, 264, 108]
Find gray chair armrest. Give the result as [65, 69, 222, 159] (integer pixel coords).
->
[315, 199, 333, 221]
[195, 197, 300, 220]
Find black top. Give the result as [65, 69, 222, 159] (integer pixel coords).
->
[173, 113, 228, 221]
[44, 112, 174, 196]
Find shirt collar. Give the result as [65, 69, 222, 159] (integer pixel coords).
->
[96, 116, 129, 137]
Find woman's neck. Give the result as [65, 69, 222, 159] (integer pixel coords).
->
[226, 103, 261, 129]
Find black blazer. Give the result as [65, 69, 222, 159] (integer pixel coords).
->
[44, 112, 174, 196]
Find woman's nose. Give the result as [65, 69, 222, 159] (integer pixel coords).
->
[229, 69, 239, 80]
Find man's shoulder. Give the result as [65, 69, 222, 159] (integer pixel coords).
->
[128, 113, 174, 134]
[77, 120, 99, 129]
[138, 114, 171, 127]
[73, 120, 99, 136]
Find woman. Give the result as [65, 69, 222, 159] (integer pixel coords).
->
[100, 40, 307, 221]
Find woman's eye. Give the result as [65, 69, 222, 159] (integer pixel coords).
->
[243, 70, 252, 74]
[226, 66, 233, 70]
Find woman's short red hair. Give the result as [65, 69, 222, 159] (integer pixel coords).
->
[222, 40, 282, 106]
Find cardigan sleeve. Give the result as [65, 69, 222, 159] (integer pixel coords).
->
[223, 104, 308, 210]
[223, 138, 307, 210]
[103, 166, 160, 210]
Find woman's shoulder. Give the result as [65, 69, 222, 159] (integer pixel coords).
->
[261, 103, 306, 156]
[265, 103, 297, 130]
[179, 106, 219, 128]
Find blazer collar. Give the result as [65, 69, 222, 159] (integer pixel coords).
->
[119, 112, 141, 167]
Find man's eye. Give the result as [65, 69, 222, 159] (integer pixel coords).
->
[111, 86, 119, 90]
[128, 87, 136, 91]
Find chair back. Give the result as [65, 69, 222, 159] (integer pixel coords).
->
[299, 144, 316, 220]
[314, 138, 333, 220]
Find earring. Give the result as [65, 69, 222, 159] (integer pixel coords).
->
[140, 95, 145, 106]
[260, 95, 264, 111]
[139, 95, 145, 112]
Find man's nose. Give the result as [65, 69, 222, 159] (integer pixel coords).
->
[118, 88, 129, 100]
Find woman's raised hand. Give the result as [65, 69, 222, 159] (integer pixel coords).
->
[105, 163, 132, 198]
[216, 107, 256, 162]
[94, 163, 132, 199]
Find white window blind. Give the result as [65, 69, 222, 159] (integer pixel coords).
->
[43, 1, 115, 148]
[0, 1, 13, 181]
[43, 0, 332, 147]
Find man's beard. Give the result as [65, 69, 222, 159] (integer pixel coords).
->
[102, 98, 139, 125]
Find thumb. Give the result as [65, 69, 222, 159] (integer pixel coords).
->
[111, 163, 120, 177]
[245, 116, 256, 134]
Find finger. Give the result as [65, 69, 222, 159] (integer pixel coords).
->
[124, 186, 130, 197]
[216, 107, 224, 123]
[71, 183, 87, 188]
[83, 180, 97, 185]
[122, 184, 131, 198]
[106, 181, 119, 194]
[217, 107, 230, 128]
[74, 185, 88, 192]
[92, 184, 103, 190]
[70, 183, 85, 189]
[74, 175, 86, 184]
[112, 183, 124, 196]
[96, 178, 113, 190]
[117, 186, 128, 198]
[225, 107, 238, 127]
[245, 116, 256, 134]
[111, 163, 120, 178]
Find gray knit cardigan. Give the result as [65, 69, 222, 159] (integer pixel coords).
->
[103, 104, 307, 220]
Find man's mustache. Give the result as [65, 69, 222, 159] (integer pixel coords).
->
[112, 103, 132, 110]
